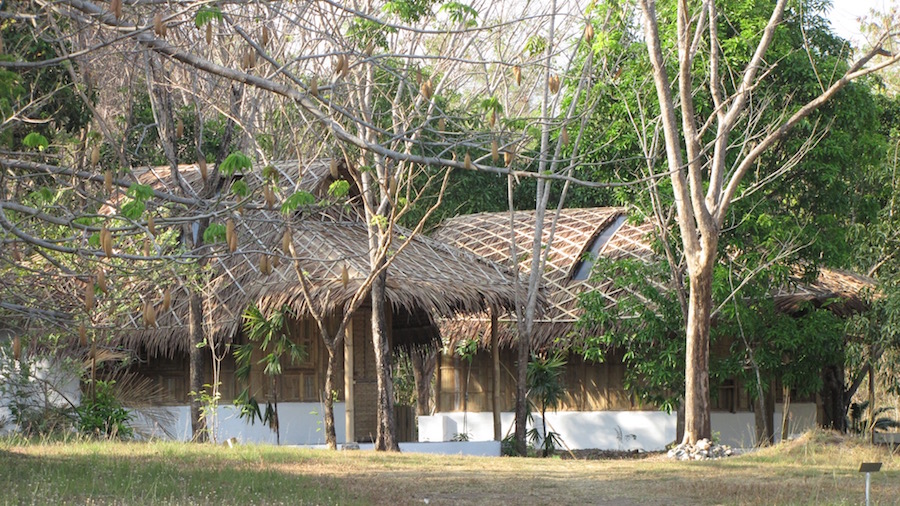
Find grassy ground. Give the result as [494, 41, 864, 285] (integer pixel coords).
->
[2, 430, 899, 505]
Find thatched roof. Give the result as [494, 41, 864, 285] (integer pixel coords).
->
[434, 208, 654, 348]
[108, 161, 523, 358]
[434, 208, 875, 349]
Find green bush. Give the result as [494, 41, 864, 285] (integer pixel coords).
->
[76, 381, 133, 439]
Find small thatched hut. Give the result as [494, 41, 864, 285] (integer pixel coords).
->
[425, 207, 874, 449]
[107, 160, 523, 444]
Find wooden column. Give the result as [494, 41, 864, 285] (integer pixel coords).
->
[344, 317, 355, 443]
[491, 309, 501, 441]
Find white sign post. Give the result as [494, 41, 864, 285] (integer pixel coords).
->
[859, 462, 882, 506]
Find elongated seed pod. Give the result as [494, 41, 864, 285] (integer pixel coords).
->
[491, 140, 499, 164]
[101, 227, 113, 257]
[261, 26, 270, 47]
[162, 288, 172, 312]
[198, 157, 208, 180]
[340, 55, 350, 78]
[85, 280, 95, 313]
[104, 169, 113, 194]
[13, 335, 21, 361]
[560, 126, 569, 147]
[365, 40, 374, 57]
[488, 111, 496, 127]
[175, 118, 183, 138]
[329, 159, 339, 178]
[420, 79, 433, 100]
[154, 12, 164, 37]
[143, 237, 150, 257]
[282, 228, 292, 254]
[464, 152, 472, 170]
[549, 75, 560, 94]
[91, 145, 100, 166]
[271, 254, 280, 269]
[513, 65, 522, 86]
[143, 301, 157, 328]
[226, 219, 236, 252]
[334, 55, 344, 76]
[438, 117, 446, 132]
[259, 254, 270, 275]
[309, 75, 318, 97]
[147, 214, 156, 236]
[111, 0, 122, 20]
[504, 150, 515, 167]
[79, 324, 87, 347]
[264, 185, 275, 209]
[341, 264, 349, 288]
[205, 23, 212, 45]
[584, 23, 594, 43]
[388, 174, 397, 197]
[97, 269, 107, 293]
[249, 49, 257, 68]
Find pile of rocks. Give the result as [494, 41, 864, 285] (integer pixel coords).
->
[667, 438, 734, 461]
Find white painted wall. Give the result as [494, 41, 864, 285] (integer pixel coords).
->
[0, 356, 82, 434]
[422, 403, 819, 450]
[131, 401, 347, 445]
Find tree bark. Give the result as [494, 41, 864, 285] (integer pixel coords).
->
[411, 348, 437, 417]
[514, 326, 530, 455]
[491, 310, 501, 441]
[323, 344, 337, 449]
[371, 270, 399, 451]
[682, 262, 714, 444]
[188, 292, 206, 442]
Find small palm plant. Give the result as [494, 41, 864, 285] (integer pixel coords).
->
[848, 401, 900, 435]
[526, 352, 567, 457]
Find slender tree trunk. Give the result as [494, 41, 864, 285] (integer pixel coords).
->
[411, 349, 437, 417]
[514, 325, 530, 455]
[683, 262, 713, 445]
[323, 344, 337, 449]
[372, 270, 399, 451]
[189, 292, 207, 442]
[781, 384, 791, 442]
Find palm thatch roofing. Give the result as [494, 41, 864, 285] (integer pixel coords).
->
[106, 160, 524, 358]
[434, 208, 875, 350]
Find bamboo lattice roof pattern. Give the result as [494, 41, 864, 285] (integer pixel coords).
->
[107, 161, 523, 357]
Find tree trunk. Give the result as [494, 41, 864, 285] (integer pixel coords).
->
[514, 326, 530, 455]
[189, 292, 206, 442]
[822, 363, 846, 431]
[781, 384, 791, 442]
[323, 344, 338, 449]
[411, 348, 437, 417]
[682, 265, 713, 445]
[491, 310, 501, 441]
[371, 270, 399, 451]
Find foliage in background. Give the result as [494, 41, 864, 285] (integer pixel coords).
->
[76, 380, 133, 439]
[526, 352, 566, 457]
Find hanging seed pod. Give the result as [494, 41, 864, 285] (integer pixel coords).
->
[438, 117, 446, 132]
[147, 214, 157, 236]
[143, 301, 157, 328]
[329, 159, 339, 179]
[549, 74, 560, 94]
[416, 69, 423, 86]
[504, 150, 516, 167]
[100, 226, 113, 257]
[340, 55, 350, 78]
[271, 254, 280, 269]
[491, 139, 500, 164]
[364, 40, 374, 57]
[309, 75, 319, 97]
[79, 324, 88, 347]
[241, 51, 251, 70]
[259, 254, 271, 275]
[153, 12, 164, 37]
[162, 288, 172, 312]
[91, 145, 100, 166]
[249, 49, 257, 68]
[11, 244, 22, 262]
[104, 169, 113, 194]
[264, 185, 275, 210]
[261, 26, 270, 47]
[388, 173, 397, 197]
[420, 79, 433, 100]
[560, 126, 569, 147]
[96, 269, 107, 293]
[333, 54, 345, 77]
[13, 335, 21, 361]
[198, 157, 208, 180]
[464, 152, 472, 170]
[205, 23, 213, 45]
[584, 22, 594, 43]
[488, 110, 497, 128]
[225, 218, 236, 253]
[282, 228, 292, 254]
[90, 339, 97, 360]
[175, 118, 183, 138]
[111, 0, 122, 20]
[341, 264, 349, 288]
[143, 237, 151, 257]
[85, 279, 95, 313]
[513, 65, 522, 86]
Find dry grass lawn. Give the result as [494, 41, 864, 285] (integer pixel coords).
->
[2, 430, 899, 505]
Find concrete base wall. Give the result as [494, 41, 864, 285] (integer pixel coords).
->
[132, 402, 347, 445]
[422, 403, 819, 450]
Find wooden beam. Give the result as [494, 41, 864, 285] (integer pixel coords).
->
[344, 316, 355, 443]
[491, 309, 501, 441]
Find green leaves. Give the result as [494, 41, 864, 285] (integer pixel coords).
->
[230, 180, 249, 198]
[439, 2, 478, 27]
[327, 180, 350, 198]
[22, 132, 48, 151]
[220, 151, 252, 177]
[126, 183, 154, 201]
[203, 222, 226, 244]
[194, 6, 223, 28]
[280, 190, 315, 214]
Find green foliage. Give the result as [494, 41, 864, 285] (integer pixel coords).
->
[327, 180, 350, 199]
[194, 6, 223, 27]
[76, 381, 133, 439]
[280, 191, 316, 214]
[21, 132, 48, 151]
[220, 152, 252, 177]
[848, 401, 900, 434]
[526, 352, 567, 457]
[383, 0, 436, 23]
[439, 2, 478, 27]
[524, 36, 547, 57]
[231, 180, 249, 198]
[203, 223, 226, 244]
